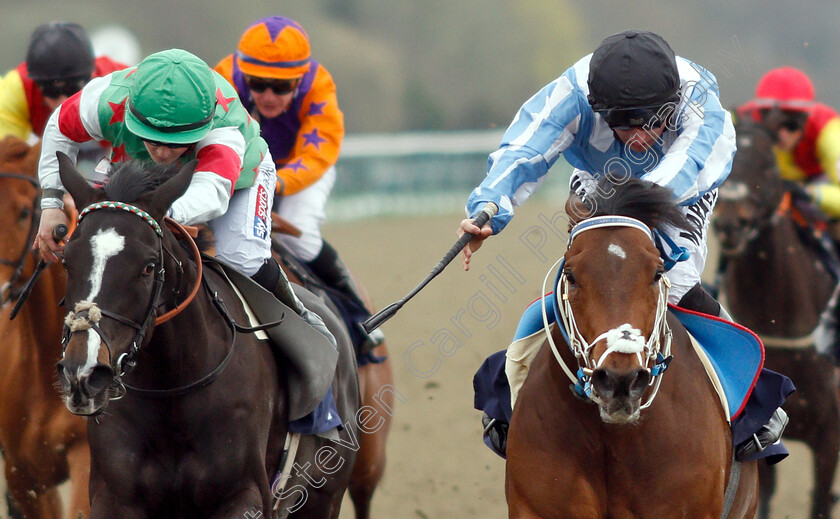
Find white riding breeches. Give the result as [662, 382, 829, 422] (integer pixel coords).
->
[210, 153, 276, 276]
[273, 166, 336, 262]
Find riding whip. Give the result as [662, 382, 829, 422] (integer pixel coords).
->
[362, 202, 498, 332]
[10, 223, 69, 320]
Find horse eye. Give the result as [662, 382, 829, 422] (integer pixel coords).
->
[141, 262, 156, 277]
[564, 269, 576, 286]
[18, 206, 31, 221]
[654, 269, 664, 283]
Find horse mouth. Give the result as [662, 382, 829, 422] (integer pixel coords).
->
[597, 399, 642, 424]
[63, 391, 108, 416]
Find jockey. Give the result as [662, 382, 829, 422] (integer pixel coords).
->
[459, 30, 787, 459]
[33, 48, 336, 351]
[738, 68, 840, 361]
[0, 22, 126, 141]
[738, 67, 840, 218]
[216, 15, 382, 351]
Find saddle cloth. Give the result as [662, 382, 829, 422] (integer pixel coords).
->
[475, 294, 794, 462]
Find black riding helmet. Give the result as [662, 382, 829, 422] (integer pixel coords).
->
[26, 22, 95, 82]
[587, 30, 681, 129]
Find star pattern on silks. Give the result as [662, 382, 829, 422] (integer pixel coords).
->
[111, 143, 129, 163]
[285, 159, 308, 173]
[308, 102, 325, 116]
[302, 129, 326, 149]
[108, 98, 127, 126]
[253, 150, 264, 178]
[216, 89, 236, 113]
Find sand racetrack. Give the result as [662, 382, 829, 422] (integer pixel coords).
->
[0, 201, 834, 518]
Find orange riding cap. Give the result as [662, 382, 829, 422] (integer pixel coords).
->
[235, 16, 311, 80]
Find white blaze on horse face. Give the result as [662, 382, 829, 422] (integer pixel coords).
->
[87, 228, 125, 301]
[608, 243, 627, 259]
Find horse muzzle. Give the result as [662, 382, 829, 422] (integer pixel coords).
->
[590, 366, 651, 424]
[56, 360, 115, 415]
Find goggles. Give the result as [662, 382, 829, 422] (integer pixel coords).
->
[36, 76, 88, 99]
[245, 75, 299, 95]
[597, 102, 676, 131]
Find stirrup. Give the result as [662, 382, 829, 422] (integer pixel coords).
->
[481, 412, 508, 456]
[735, 407, 789, 461]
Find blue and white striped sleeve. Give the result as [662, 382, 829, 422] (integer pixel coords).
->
[642, 59, 737, 205]
[466, 74, 583, 234]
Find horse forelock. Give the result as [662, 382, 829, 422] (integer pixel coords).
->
[586, 177, 690, 235]
[104, 160, 181, 203]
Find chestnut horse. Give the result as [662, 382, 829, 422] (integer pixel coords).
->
[506, 178, 758, 518]
[53, 154, 359, 518]
[271, 229, 394, 519]
[0, 137, 89, 519]
[713, 119, 840, 519]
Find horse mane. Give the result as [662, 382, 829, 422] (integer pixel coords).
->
[586, 177, 691, 233]
[103, 160, 215, 253]
[103, 160, 181, 203]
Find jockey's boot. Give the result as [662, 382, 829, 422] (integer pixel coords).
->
[481, 412, 508, 457]
[735, 407, 790, 462]
[306, 241, 385, 351]
[676, 282, 732, 320]
[252, 258, 336, 348]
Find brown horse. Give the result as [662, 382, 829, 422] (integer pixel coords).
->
[712, 118, 840, 519]
[271, 228, 393, 519]
[0, 137, 89, 519]
[506, 178, 758, 518]
[53, 155, 359, 518]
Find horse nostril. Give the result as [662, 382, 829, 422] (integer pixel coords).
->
[83, 365, 114, 396]
[628, 369, 652, 400]
[56, 361, 72, 393]
[591, 369, 615, 397]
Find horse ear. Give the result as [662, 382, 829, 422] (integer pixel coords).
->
[148, 159, 198, 219]
[56, 151, 98, 209]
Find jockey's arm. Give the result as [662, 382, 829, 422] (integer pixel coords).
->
[275, 67, 343, 196]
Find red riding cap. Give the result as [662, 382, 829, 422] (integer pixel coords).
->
[752, 67, 816, 111]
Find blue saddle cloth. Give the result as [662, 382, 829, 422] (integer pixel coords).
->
[474, 294, 794, 464]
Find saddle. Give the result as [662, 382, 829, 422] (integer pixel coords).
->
[201, 254, 339, 421]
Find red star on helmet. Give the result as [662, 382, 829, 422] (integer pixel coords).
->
[216, 88, 236, 113]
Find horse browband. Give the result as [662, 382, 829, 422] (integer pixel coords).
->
[568, 216, 654, 247]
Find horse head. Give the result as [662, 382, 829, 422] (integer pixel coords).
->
[558, 178, 689, 423]
[712, 117, 783, 257]
[55, 152, 197, 415]
[0, 137, 42, 305]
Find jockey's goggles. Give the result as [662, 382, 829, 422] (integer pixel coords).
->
[245, 75, 300, 95]
[36, 76, 87, 99]
[141, 138, 195, 149]
[598, 101, 676, 131]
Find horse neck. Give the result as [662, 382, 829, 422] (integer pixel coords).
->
[723, 215, 833, 334]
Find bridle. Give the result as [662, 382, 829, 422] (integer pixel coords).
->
[62, 200, 281, 400]
[62, 201, 203, 392]
[0, 173, 41, 306]
[543, 215, 673, 410]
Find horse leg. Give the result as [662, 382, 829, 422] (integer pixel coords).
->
[66, 442, 91, 519]
[3, 457, 62, 519]
[756, 462, 776, 519]
[349, 353, 393, 519]
[809, 422, 840, 519]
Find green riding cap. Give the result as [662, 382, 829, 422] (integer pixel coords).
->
[125, 49, 217, 144]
